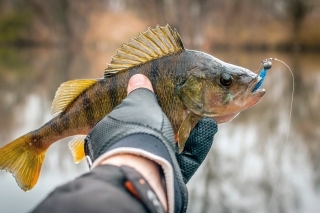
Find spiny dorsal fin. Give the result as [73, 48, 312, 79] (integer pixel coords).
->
[104, 24, 185, 78]
[51, 79, 98, 116]
[68, 135, 86, 163]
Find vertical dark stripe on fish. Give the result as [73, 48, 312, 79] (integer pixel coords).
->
[150, 59, 160, 83]
[93, 80, 107, 122]
[161, 55, 171, 76]
[173, 52, 188, 85]
[128, 67, 137, 78]
[180, 52, 191, 76]
[82, 92, 95, 127]
[97, 79, 107, 98]
[150, 60, 160, 101]
[123, 69, 131, 87]
[96, 80, 105, 99]
[50, 120, 63, 135]
[60, 112, 70, 131]
[108, 75, 119, 109]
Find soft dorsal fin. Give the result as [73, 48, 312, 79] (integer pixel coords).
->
[51, 79, 98, 116]
[104, 24, 185, 78]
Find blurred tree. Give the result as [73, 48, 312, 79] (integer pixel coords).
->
[0, 0, 90, 46]
[0, 0, 32, 44]
[127, 0, 217, 49]
[263, 0, 315, 50]
[28, 0, 89, 46]
[0, 0, 319, 50]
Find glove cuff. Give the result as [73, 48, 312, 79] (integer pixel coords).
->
[84, 121, 188, 212]
[84, 88, 189, 212]
[90, 134, 182, 213]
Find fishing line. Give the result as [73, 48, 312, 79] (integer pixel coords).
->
[264, 58, 294, 212]
[255, 63, 263, 74]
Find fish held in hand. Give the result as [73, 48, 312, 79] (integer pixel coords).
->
[0, 25, 266, 191]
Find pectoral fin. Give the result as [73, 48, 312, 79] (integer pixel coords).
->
[68, 135, 87, 163]
[177, 113, 201, 153]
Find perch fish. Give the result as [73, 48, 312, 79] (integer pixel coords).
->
[0, 25, 266, 191]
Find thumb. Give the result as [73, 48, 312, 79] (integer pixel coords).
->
[127, 74, 154, 95]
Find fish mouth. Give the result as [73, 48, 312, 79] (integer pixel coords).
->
[240, 75, 265, 98]
[202, 76, 266, 117]
[252, 88, 265, 94]
[246, 88, 265, 105]
[244, 78, 266, 109]
[250, 75, 264, 93]
[234, 75, 265, 110]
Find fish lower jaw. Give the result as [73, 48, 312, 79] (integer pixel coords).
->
[200, 109, 229, 118]
[202, 112, 218, 117]
[252, 88, 265, 94]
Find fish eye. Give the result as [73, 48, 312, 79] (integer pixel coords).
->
[220, 73, 233, 87]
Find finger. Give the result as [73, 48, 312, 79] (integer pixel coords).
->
[127, 74, 154, 95]
[184, 118, 217, 155]
[176, 117, 217, 183]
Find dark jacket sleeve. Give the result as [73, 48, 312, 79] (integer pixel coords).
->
[31, 165, 149, 213]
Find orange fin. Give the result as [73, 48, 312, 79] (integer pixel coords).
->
[51, 79, 98, 116]
[68, 135, 86, 163]
[177, 113, 201, 153]
[0, 134, 47, 191]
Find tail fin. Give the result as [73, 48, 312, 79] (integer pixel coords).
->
[0, 134, 47, 191]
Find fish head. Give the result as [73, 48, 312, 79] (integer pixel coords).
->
[176, 51, 265, 123]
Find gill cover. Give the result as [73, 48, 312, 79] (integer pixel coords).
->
[175, 74, 205, 116]
[175, 73, 229, 118]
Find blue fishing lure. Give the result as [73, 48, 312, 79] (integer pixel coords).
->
[252, 59, 272, 92]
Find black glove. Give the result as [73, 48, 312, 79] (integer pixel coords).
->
[84, 87, 218, 213]
[176, 118, 217, 183]
[84, 88, 187, 213]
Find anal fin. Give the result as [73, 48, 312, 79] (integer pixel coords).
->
[68, 135, 87, 163]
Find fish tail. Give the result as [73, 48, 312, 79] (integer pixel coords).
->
[0, 133, 48, 191]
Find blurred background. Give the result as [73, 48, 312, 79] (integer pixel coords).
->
[0, 0, 319, 212]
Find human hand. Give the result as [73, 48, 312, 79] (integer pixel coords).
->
[84, 74, 186, 213]
[176, 117, 218, 183]
[126, 76, 218, 185]
[84, 74, 177, 168]
[99, 75, 166, 211]
[84, 74, 218, 213]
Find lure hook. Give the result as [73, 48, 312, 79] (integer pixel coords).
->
[252, 58, 273, 92]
